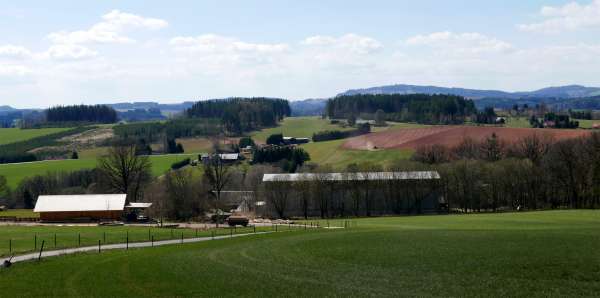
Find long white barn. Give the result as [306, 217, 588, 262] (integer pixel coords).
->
[262, 171, 441, 182]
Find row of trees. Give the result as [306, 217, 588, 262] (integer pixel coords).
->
[326, 94, 477, 124]
[186, 98, 291, 134]
[312, 123, 371, 142]
[46, 105, 117, 123]
[413, 132, 600, 210]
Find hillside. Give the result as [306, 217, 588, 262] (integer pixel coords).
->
[339, 84, 600, 99]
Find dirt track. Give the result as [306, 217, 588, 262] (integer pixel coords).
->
[342, 126, 591, 150]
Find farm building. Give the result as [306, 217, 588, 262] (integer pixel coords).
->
[34, 194, 127, 222]
[262, 171, 440, 182]
[200, 153, 241, 164]
[261, 171, 443, 218]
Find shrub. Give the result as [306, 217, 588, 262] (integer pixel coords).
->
[171, 158, 191, 170]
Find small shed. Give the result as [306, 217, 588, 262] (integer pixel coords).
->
[34, 194, 127, 222]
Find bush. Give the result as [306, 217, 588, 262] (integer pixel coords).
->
[239, 137, 256, 148]
[266, 133, 284, 145]
[171, 158, 191, 170]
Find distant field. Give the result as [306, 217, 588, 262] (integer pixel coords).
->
[0, 154, 196, 189]
[575, 119, 599, 129]
[0, 127, 71, 145]
[251, 117, 353, 142]
[302, 139, 413, 169]
[343, 125, 591, 150]
[504, 117, 532, 128]
[3, 211, 600, 297]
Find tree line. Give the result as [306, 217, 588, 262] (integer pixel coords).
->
[186, 98, 291, 134]
[412, 132, 600, 210]
[46, 105, 118, 123]
[326, 94, 477, 124]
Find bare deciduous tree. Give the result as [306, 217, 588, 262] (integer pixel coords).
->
[98, 144, 152, 203]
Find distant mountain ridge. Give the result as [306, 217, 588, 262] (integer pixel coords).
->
[339, 84, 600, 99]
[290, 99, 327, 116]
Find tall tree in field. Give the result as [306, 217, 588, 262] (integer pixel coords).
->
[204, 154, 232, 227]
[98, 144, 152, 203]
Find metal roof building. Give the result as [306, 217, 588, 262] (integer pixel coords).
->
[34, 194, 127, 222]
[262, 171, 440, 182]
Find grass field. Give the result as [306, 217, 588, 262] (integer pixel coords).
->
[0, 154, 197, 189]
[302, 139, 413, 169]
[0, 225, 270, 257]
[575, 119, 599, 129]
[504, 117, 532, 128]
[2, 210, 600, 296]
[251, 117, 353, 142]
[0, 209, 38, 218]
[0, 127, 72, 145]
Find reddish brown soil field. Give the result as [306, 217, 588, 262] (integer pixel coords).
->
[342, 126, 591, 150]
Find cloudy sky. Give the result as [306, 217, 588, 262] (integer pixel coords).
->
[1, 0, 600, 108]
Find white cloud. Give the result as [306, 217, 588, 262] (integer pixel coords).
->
[0, 45, 32, 59]
[43, 44, 98, 60]
[405, 31, 513, 55]
[302, 33, 382, 55]
[170, 34, 288, 54]
[47, 10, 168, 44]
[519, 0, 600, 33]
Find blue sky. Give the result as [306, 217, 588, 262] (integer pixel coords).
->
[1, 0, 600, 108]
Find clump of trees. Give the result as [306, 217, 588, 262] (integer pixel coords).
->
[530, 113, 579, 128]
[312, 123, 371, 142]
[326, 94, 476, 124]
[10, 169, 104, 209]
[253, 146, 310, 172]
[46, 105, 117, 123]
[113, 118, 223, 143]
[186, 98, 291, 134]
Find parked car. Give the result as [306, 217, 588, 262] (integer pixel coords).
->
[227, 216, 249, 227]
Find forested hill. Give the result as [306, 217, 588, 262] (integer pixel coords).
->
[290, 99, 327, 116]
[186, 97, 290, 133]
[339, 84, 600, 99]
[327, 94, 476, 124]
[46, 105, 118, 123]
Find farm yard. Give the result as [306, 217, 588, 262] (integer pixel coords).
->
[2, 211, 600, 297]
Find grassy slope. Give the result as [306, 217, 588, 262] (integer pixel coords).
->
[0, 154, 196, 189]
[250, 116, 353, 142]
[0, 127, 71, 145]
[252, 117, 418, 169]
[0, 225, 265, 257]
[2, 211, 600, 297]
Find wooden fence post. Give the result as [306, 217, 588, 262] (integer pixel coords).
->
[38, 240, 45, 261]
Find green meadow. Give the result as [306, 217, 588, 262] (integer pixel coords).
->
[0, 127, 72, 145]
[2, 211, 600, 297]
[0, 154, 196, 189]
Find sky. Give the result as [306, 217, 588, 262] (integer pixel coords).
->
[1, 0, 600, 108]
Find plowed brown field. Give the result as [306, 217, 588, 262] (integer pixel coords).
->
[342, 126, 591, 150]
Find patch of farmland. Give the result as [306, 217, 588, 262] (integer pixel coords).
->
[0, 127, 71, 145]
[342, 126, 591, 150]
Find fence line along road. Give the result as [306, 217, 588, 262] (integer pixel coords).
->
[1, 231, 273, 266]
